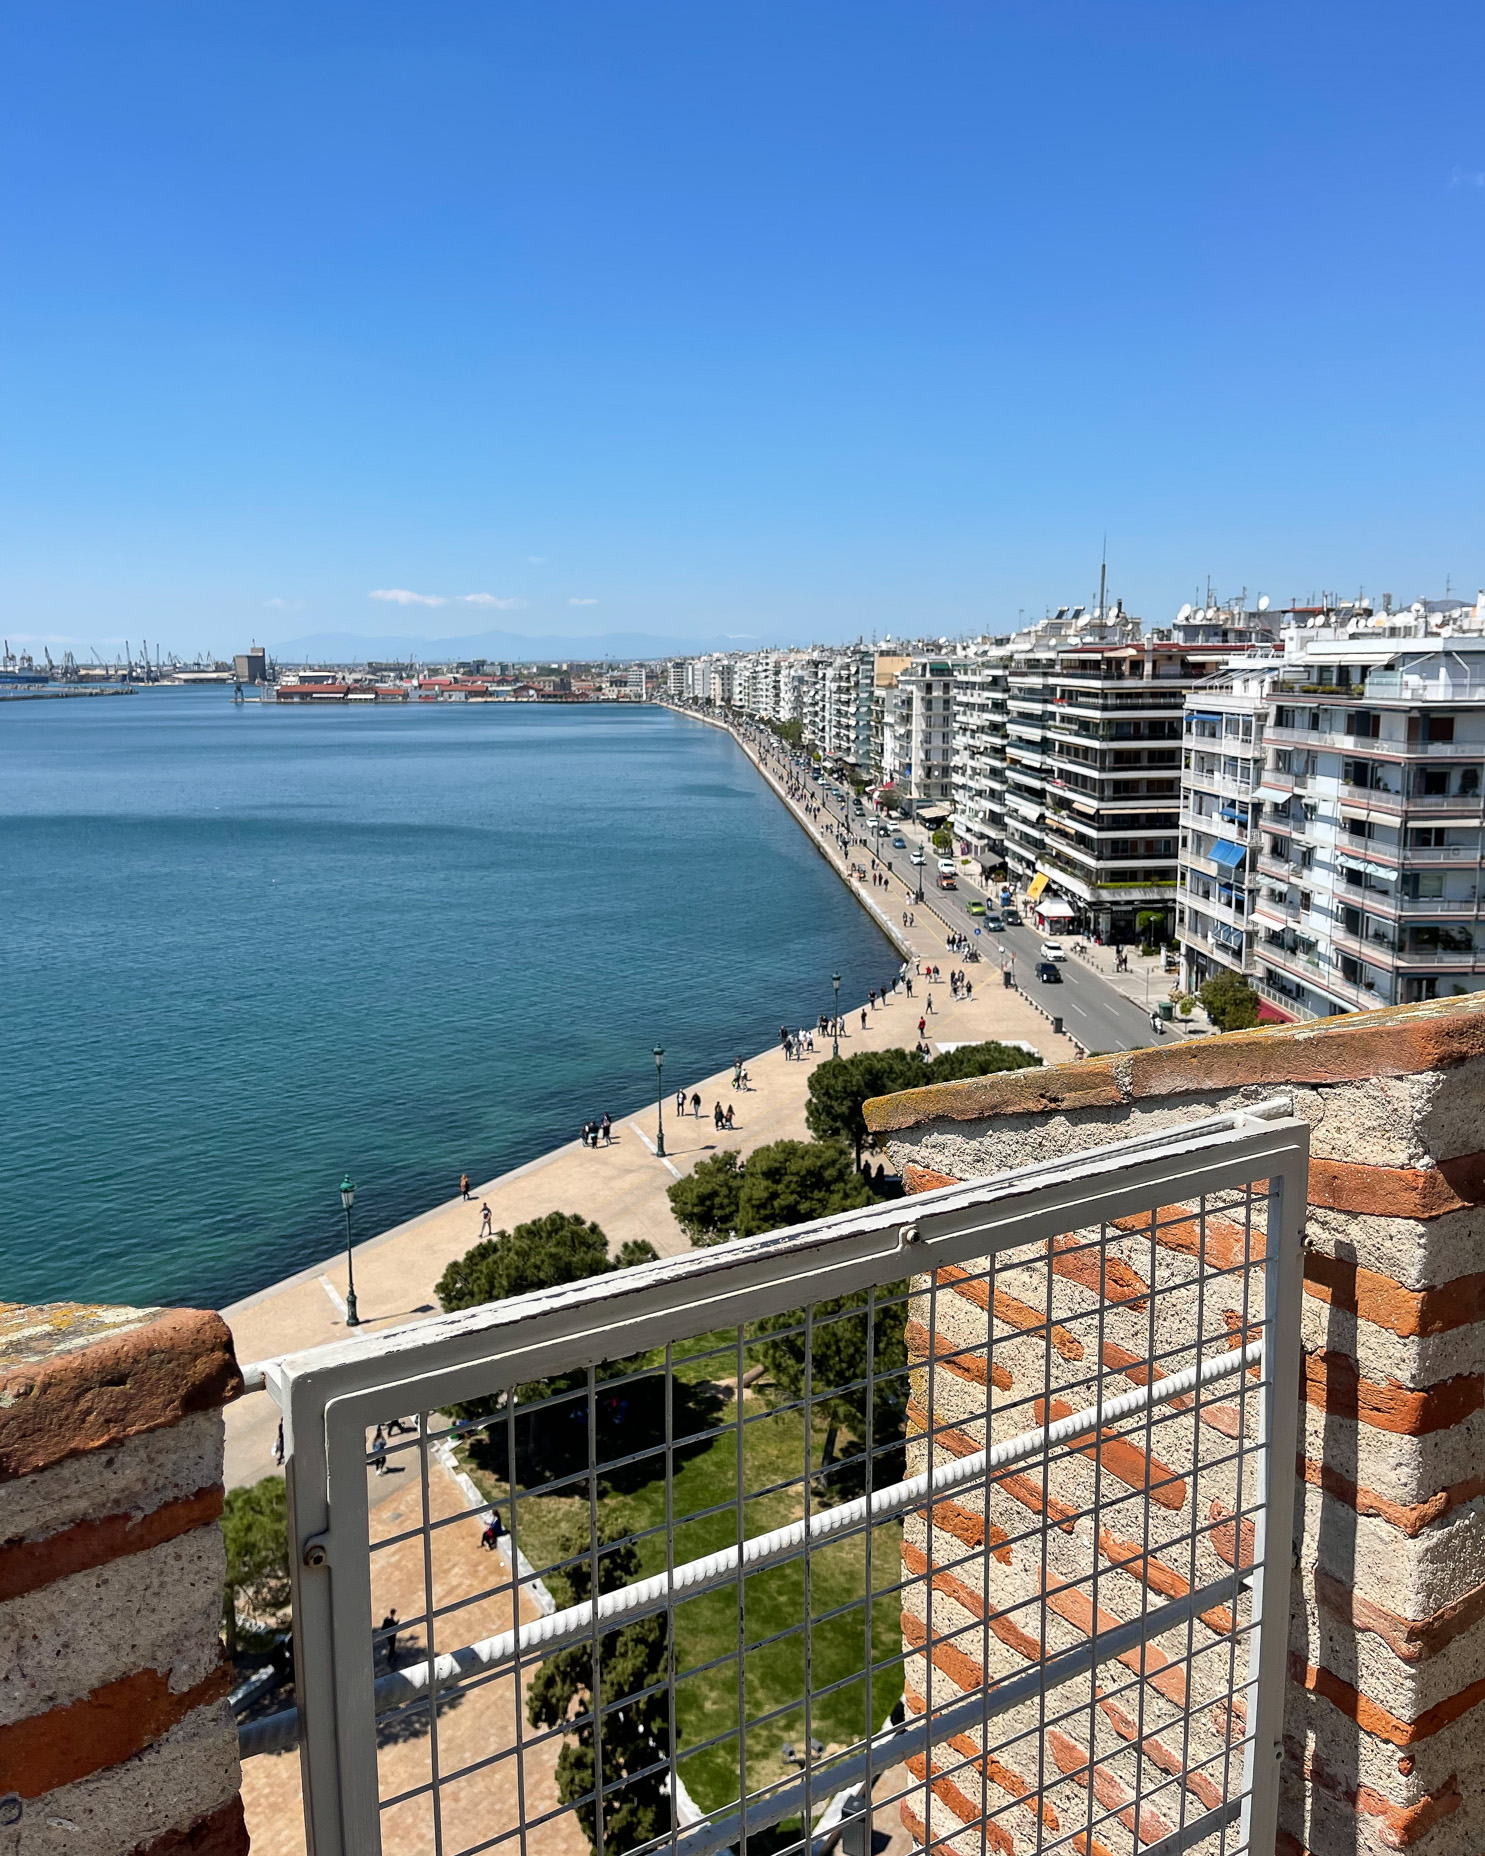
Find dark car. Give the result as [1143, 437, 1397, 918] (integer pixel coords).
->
[1003, 907, 1022, 925]
[1036, 961, 1062, 984]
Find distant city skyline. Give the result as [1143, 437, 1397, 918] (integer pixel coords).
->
[4, 2, 1483, 658]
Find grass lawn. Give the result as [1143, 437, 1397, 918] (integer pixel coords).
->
[459, 1326, 906, 1820]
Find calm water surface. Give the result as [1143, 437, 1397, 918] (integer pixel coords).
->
[1, 693, 891, 1309]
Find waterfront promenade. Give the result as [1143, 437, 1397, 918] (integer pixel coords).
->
[221, 720, 1080, 1488]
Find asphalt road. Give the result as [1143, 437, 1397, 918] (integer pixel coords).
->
[762, 741, 1157, 1056]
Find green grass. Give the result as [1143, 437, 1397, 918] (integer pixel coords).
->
[459, 1329, 904, 1817]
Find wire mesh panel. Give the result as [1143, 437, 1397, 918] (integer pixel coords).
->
[268, 1106, 1306, 1856]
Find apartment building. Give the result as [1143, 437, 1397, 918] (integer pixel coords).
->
[877, 655, 956, 814]
[1252, 611, 1485, 1019]
[950, 642, 1012, 864]
[1177, 655, 1275, 991]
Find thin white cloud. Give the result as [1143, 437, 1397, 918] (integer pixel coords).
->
[527, 555, 546, 565]
[461, 593, 527, 609]
[724, 632, 755, 639]
[371, 588, 448, 607]
[263, 596, 303, 610]
[569, 597, 598, 606]
[1450, 167, 1485, 188]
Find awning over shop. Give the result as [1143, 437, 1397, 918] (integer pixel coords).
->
[1208, 839, 1247, 868]
[1026, 871, 1050, 901]
[1037, 898, 1077, 919]
[916, 803, 951, 823]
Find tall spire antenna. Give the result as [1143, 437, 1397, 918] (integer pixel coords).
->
[1098, 535, 1107, 618]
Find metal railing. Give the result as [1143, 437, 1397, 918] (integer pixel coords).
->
[246, 1104, 1307, 1856]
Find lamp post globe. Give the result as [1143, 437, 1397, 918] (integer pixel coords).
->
[339, 1175, 360, 1327]
[653, 1046, 666, 1158]
[832, 973, 841, 1060]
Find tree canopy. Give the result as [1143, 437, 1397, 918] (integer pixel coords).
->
[668, 1139, 874, 1245]
[527, 1513, 669, 1854]
[806, 1041, 1040, 1163]
[221, 1476, 291, 1655]
[1200, 970, 1262, 1032]
[437, 1211, 657, 1309]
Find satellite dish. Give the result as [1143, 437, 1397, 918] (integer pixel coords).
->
[1257, 595, 1271, 612]
[1177, 603, 1193, 621]
[1195, 607, 1208, 621]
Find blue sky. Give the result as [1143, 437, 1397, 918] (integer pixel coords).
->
[3, 1, 1484, 654]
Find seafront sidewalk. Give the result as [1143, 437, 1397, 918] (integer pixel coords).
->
[221, 724, 1079, 1490]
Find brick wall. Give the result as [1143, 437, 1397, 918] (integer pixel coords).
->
[0, 1302, 247, 1856]
[864, 993, 1485, 1856]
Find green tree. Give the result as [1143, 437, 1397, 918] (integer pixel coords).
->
[735, 1138, 875, 1237]
[221, 1476, 291, 1656]
[753, 1287, 909, 1468]
[1200, 971, 1262, 1032]
[806, 1050, 925, 1165]
[931, 827, 953, 850]
[923, 1040, 1042, 1085]
[667, 1140, 875, 1245]
[666, 1149, 743, 1244]
[437, 1212, 658, 1403]
[528, 1515, 670, 1855]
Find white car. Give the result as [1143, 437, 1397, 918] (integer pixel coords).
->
[937, 859, 957, 874]
[1041, 939, 1067, 962]
[910, 849, 927, 866]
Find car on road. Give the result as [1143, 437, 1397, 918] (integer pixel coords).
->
[1041, 939, 1067, 962]
[873, 821, 891, 836]
[937, 859, 956, 874]
[891, 834, 907, 848]
[1036, 961, 1063, 984]
[936, 873, 957, 890]
[1003, 907, 1022, 925]
[910, 850, 926, 866]
[966, 899, 986, 916]
[984, 914, 1004, 931]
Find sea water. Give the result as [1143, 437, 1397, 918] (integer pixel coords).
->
[0, 692, 892, 1308]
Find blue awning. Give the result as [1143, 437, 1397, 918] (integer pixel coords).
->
[1209, 838, 1247, 868]
[1188, 711, 1224, 723]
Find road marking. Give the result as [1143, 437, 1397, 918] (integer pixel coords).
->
[630, 1123, 682, 1178]
[318, 1275, 348, 1318]
[1065, 1002, 1088, 1016]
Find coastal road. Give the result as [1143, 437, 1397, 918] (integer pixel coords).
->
[764, 740, 1156, 1054]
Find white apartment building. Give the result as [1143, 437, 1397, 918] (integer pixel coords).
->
[951, 644, 1012, 865]
[1175, 595, 1485, 1020]
[879, 656, 956, 815]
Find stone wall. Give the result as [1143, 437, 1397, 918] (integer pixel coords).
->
[864, 994, 1485, 1856]
[0, 1302, 247, 1856]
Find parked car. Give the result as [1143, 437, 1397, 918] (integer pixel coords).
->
[892, 834, 907, 849]
[966, 899, 986, 916]
[937, 859, 956, 874]
[1041, 939, 1067, 962]
[1036, 961, 1063, 984]
[984, 914, 1004, 931]
[1003, 907, 1022, 925]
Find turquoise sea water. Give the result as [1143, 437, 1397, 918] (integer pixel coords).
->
[1, 692, 892, 1310]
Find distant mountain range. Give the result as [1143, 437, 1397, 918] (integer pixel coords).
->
[265, 626, 775, 664]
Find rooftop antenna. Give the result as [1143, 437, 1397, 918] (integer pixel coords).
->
[1097, 535, 1107, 621]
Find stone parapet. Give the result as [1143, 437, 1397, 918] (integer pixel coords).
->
[865, 995, 1485, 1856]
[0, 1302, 247, 1856]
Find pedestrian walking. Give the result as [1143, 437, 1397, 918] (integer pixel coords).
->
[479, 1202, 493, 1237]
[273, 1419, 284, 1467]
[927, 993, 934, 1014]
[676, 1089, 686, 1117]
[713, 1101, 725, 1129]
[600, 1111, 612, 1145]
[371, 1426, 388, 1475]
[460, 1172, 471, 1201]
[724, 1104, 735, 1129]
[918, 1015, 926, 1036]
[380, 1610, 399, 1662]
[860, 1008, 868, 1030]
[692, 1091, 702, 1118]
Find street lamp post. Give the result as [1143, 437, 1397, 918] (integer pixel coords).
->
[339, 1175, 360, 1327]
[653, 1046, 666, 1157]
[832, 973, 841, 1058]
